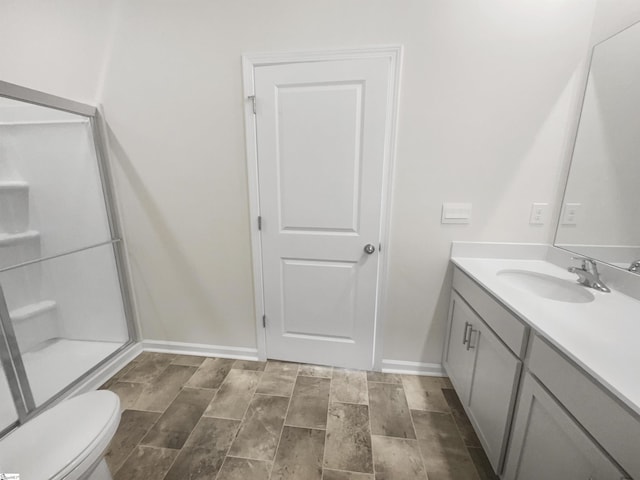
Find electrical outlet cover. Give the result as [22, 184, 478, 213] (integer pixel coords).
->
[529, 202, 548, 225]
[562, 202, 581, 225]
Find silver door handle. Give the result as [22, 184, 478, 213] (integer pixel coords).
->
[364, 244, 376, 254]
[463, 321, 471, 345]
[466, 328, 477, 350]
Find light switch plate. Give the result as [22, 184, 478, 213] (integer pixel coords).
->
[529, 202, 548, 225]
[562, 202, 581, 225]
[442, 203, 472, 224]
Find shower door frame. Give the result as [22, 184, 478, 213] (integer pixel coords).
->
[0, 80, 139, 432]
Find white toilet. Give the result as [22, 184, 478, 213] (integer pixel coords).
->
[0, 390, 121, 480]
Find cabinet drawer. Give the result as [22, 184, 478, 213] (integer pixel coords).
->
[453, 268, 528, 358]
[529, 335, 639, 479]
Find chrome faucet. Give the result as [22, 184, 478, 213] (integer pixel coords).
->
[628, 259, 640, 274]
[568, 257, 610, 293]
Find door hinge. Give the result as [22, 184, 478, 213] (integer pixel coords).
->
[262, 314, 266, 328]
[258, 216, 262, 230]
[248, 95, 256, 114]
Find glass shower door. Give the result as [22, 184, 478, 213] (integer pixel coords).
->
[0, 330, 20, 431]
[0, 87, 134, 423]
[0, 364, 18, 430]
[0, 244, 128, 408]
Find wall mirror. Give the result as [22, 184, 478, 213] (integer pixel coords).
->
[555, 20, 640, 270]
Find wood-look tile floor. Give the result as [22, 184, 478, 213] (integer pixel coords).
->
[100, 352, 498, 480]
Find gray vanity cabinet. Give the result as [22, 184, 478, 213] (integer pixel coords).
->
[444, 289, 522, 472]
[503, 373, 628, 480]
[446, 265, 638, 479]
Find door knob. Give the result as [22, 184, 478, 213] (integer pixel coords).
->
[364, 244, 376, 254]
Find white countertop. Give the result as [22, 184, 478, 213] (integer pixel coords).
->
[451, 255, 640, 417]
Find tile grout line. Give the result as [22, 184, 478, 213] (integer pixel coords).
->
[202, 363, 233, 414]
[323, 466, 377, 477]
[406, 380, 483, 479]
[103, 359, 138, 387]
[320, 366, 335, 478]
[266, 362, 299, 480]
[216, 454, 274, 479]
[112, 440, 168, 478]
[284, 422, 327, 430]
[134, 365, 199, 415]
[365, 372, 378, 480]
[370, 378, 430, 479]
[127, 443, 175, 452]
[112, 356, 178, 478]
[282, 372, 331, 430]
[297, 363, 334, 380]
[212, 396, 253, 480]
[462, 444, 485, 479]
[205, 369, 264, 423]
[159, 399, 222, 479]
[198, 360, 264, 421]
[253, 391, 292, 398]
[224, 453, 274, 462]
[203, 412, 257, 422]
[212, 426, 252, 480]
[121, 353, 176, 384]
[329, 399, 369, 406]
[116, 354, 214, 479]
[212, 365, 268, 480]
[159, 363, 228, 480]
[369, 432, 429, 441]
[403, 377, 429, 479]
[406, 394, 430, 479]
[441, 389, 484, 480]
[323, 369, 374, 475]
[112, 412, 163, 477]
[162, 384, 216, 392]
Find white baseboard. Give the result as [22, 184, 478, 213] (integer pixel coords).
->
[142, 339, 259, 361]
[381, 359, 446, 377]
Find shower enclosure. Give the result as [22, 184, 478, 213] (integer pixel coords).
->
[0, 81, 136, 434]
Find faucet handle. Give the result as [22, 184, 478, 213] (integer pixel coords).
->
[628, 260, 640, 273]
[569, 257, 610, 292]
[571, 256, 597, 273]
[571, 256, 587, 268]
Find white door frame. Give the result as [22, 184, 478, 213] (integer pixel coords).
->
[242, 46, 402, 370]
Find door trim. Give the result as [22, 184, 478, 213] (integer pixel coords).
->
[242, 46, 403, 368]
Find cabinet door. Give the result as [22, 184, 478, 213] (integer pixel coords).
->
[503, 373, 628, 480]
[443, 292, 475, 403]
[466, 318, 521, 471]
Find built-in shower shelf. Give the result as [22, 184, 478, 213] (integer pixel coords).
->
[0, 181, 30, 235]
[10, 300, 57, 322]
[0, 230, 39, 247]
[0, 180, 29, 190]
[0, 119, 89, 126]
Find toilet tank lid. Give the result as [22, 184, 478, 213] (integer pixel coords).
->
[0, 390, 120, 479]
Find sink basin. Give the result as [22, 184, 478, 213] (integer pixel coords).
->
[496, 269, 595, 303]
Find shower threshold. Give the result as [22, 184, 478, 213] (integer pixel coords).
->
[0, 338, 123, 427]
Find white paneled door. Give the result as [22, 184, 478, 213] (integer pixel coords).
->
[250, 52, 397, 370]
